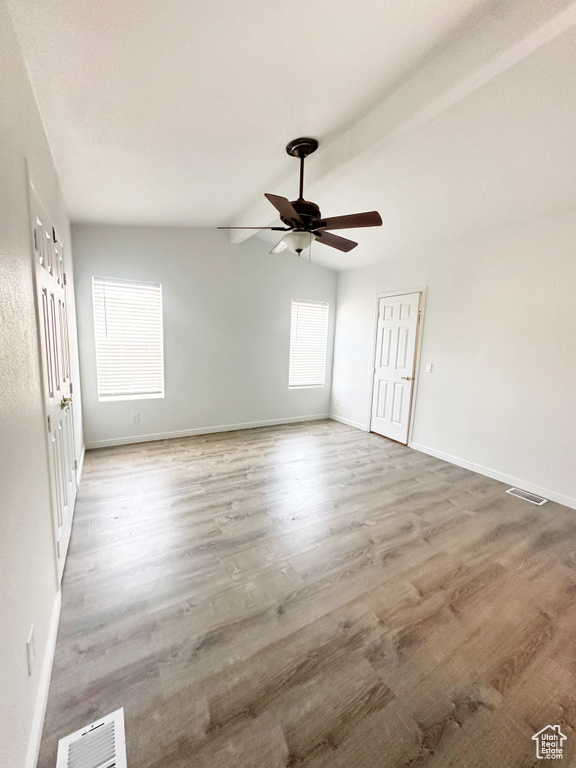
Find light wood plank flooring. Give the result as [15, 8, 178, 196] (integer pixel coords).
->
[38, 420, 576, 767]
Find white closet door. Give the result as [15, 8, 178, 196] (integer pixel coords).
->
[370, 292, 421, 444]
[30, 184, 77, 582]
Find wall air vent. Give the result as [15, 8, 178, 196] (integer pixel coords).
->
[56, 708, 126, 768]
[506, 487, 548, 506]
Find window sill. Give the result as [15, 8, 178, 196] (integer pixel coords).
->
[98, 393, 165, 402]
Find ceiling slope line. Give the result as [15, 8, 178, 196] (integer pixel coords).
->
[229, 0, 576, 244]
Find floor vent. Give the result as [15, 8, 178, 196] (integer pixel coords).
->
[56, 708, 126, 768]
[506, 487, 548, 506]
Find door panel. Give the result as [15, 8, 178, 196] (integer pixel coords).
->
[370, 292, 421, 444]
[379, 327, 392, 367]
[29, 185, 77, 581]
[41, 288, 55, 397]
[375, 380, 386, 419]
[391, 382, 406, 424]
[396, 326, 409, 368]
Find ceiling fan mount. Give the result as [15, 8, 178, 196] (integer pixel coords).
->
[219, 136, 382, 255]
[285, 137, 319, 159]
[280, 138, 322, 229]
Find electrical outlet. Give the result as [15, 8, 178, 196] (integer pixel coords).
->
[26, 625, 35, 676]
[132, 413, 140, 424]
[335, 398, 340, 406]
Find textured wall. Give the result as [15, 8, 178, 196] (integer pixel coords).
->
[0, 2, 82, 766]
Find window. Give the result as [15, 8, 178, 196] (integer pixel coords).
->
[289, 299, 329, 388]
[92, 277, 164, 401]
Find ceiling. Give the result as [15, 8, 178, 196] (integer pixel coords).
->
[7, 0, 576, 269]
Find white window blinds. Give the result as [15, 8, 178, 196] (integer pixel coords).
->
[289, 300, 329, 388]
[92, 277, 165, 400]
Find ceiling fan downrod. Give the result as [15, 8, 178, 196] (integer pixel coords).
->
[285, 137, 318, 202]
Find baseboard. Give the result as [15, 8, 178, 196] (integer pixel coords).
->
[329, 414, 369, 431]
[410, 442, 576, 511]
[25, 589, 62, 768]
[85, 414, 331, 449]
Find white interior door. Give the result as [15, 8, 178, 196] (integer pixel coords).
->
[29, 184, 77, 582]
[370, 292, 421, 444]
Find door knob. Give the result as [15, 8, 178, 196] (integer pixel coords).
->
[401, 376, 412, 381]
[61, 396, 72, 409]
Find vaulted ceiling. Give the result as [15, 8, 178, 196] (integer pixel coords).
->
[7, 0, 576, 269]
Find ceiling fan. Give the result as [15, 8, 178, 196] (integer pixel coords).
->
[218, 137, 382, 255]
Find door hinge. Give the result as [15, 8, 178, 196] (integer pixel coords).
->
[63, 272, 67, 285]
[47, 414, 51, 432]
[33, 228, 38, 251]
[52, 226, 57, 243]
[70, 382, 73, 394]
[74, 459, 78, 470]
[56, 540, 60, 559]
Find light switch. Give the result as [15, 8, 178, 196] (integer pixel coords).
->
[425, 363, 433, 373]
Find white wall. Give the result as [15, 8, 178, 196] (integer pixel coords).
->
[0, 2, 83, 767]
[72, 226, 336, 447]
[332, 210, 576, 508]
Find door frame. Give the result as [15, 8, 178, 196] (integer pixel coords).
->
[367, 286, 427, 446]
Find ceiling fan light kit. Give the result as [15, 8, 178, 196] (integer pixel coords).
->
[219, 137, 382, 257]
[281, 230, 316, 255]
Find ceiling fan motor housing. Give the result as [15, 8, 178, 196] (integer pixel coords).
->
[281, 199, 321, 229]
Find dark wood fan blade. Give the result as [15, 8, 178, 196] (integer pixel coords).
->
[264, 194, 303, 226]
[313, 211, 382, 230]
[217, 226, 290, 230]
[315, 230, 357, 252]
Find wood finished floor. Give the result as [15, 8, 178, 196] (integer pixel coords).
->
[38, 420, 576, 767]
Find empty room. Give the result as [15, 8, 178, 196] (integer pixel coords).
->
[2, 0, 576, 766]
